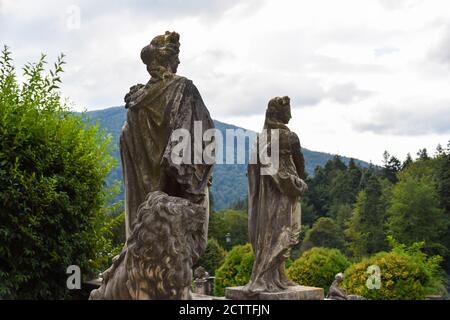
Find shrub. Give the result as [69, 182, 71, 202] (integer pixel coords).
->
[287, 247, 350, 294]
[208, 209, 248, 249]
[214, 243, 254, 296]
[0, 47, 117, 299]
[300, 217, 345, 253]
[194, 238, 227, 276]
[343, 237, 447, 300]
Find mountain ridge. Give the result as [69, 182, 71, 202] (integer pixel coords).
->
[83, 106, 371, 210]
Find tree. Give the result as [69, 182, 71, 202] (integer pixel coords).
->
[402, 153, 413, 170]
[208, 209, 248, 249]
[0, 47, 116, 299]
[194, 238, 227, 276]
[386, 171, 448, 257]
[436, 150, 450, 272]
[329, 171, 357, 205]
[417, 148, 429, 160]
[436, 148, 450, 213]
[331, 203, 353, 231]
[345, 175, 388, 258]
[382, 151, 401, 183]
[287, 247, 350, 295]
[301, 202, 317, 227]
[435, 143, 445, 157]
[214, 244, 254, 296]
[304, 156, 365, 220]
[301, 217, 345, 253]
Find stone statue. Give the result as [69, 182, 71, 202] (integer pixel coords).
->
[327, 273, 367, 300]
[193, 266, 213, 296]
[119, 31, 214, 238]
[90, 31, 214, 300]
[326, 273, 347, 300]
[194, 266, 210, 281]
[243, 96, 307, 294]
[89, 191, 207, 299]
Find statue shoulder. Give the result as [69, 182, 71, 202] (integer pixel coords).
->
[289, 131, 302, 149]
[124, 83, 145, 109]
[172, 75, 193, 86]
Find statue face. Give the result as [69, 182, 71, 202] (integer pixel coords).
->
[169, 55, 180, 74]
[281, 105, 292, 124]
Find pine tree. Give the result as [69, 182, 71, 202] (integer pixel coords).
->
[402, 153, 413, 170]
[345, 175, 388, 257]
[382, 151, 401, 183]
[386, 170, 448, 256]
[417, 148, 429, 160]
[301, 217, 345, 253]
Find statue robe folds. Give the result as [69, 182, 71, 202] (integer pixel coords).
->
[120, 75, 214, 238]
[244, 121, 306, 293]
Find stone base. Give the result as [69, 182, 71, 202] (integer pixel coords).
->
[225, 285, 324, 300]
[191, 293, 215, 300]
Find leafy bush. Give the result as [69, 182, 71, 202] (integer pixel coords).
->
[194, 238, 227, 276]
[300, 217, 345, 253]
[214, 243, 254, 296]
[0, 47, 117, 299]
[343, 237, 447, 300]
[208, 209, 248, 249]
[287, 247, 350, 294]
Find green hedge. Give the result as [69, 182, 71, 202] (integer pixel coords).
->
[194, 238, 227, 276]
[343, 239, 446, 300]
[214, 244, 254, 296]
[0, 47, 117, 299]
[287, 247, 350, 294]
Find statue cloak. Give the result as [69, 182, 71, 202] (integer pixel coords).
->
[120, 75, 214, 238]
[244, 120, 305, 293]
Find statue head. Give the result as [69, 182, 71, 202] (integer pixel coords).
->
[266, 96, 292, 124]
[141, 31, 180, 81]
[335, 272, 344, 283]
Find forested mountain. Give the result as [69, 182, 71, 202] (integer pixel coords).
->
[83, 106, 372, 210]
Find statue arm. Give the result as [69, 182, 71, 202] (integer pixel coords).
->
[124, 84, 145, 109]
[290, 132, 306, 180]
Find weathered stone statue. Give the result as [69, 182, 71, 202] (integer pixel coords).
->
[90, 31, 214, 300]
[120, 31, 214, 238]
[226, 97, 323, 299]
[89, 191, 207, 299]
[326, 273, 348, 300]
[244, 96, 307, 293]
[193, 266, 213, 296]
[327, 273, 366, 300]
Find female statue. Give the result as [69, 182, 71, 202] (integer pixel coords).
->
[244, 96, 307, 293]
[90, 32, 214, 300]
[120, 31, 214, 238]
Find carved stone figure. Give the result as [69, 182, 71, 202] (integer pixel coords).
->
[243, 96, 307, 294]
[193, 266, 213, 296]
[90, 31, 214, 300]
[327, 273, 367, 300]
[194, 266, 210, 280]
[326, 273, 347, 300]
[119, 31, 214, 238]
[89, 191, 207, 299]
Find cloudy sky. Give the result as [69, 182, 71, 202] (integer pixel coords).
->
[1, 0, 449, 164]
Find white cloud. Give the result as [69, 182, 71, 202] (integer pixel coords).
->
[352, 100, 450, 136]
[2, 0, 450, 164]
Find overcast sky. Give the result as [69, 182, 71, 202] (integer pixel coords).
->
[1, 0, 449, 164]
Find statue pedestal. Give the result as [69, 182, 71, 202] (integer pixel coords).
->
[225, 285, 324, 300]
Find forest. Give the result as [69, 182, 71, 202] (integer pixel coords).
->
[1, 47, 449, 300]
[205, 147, 450, 298]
